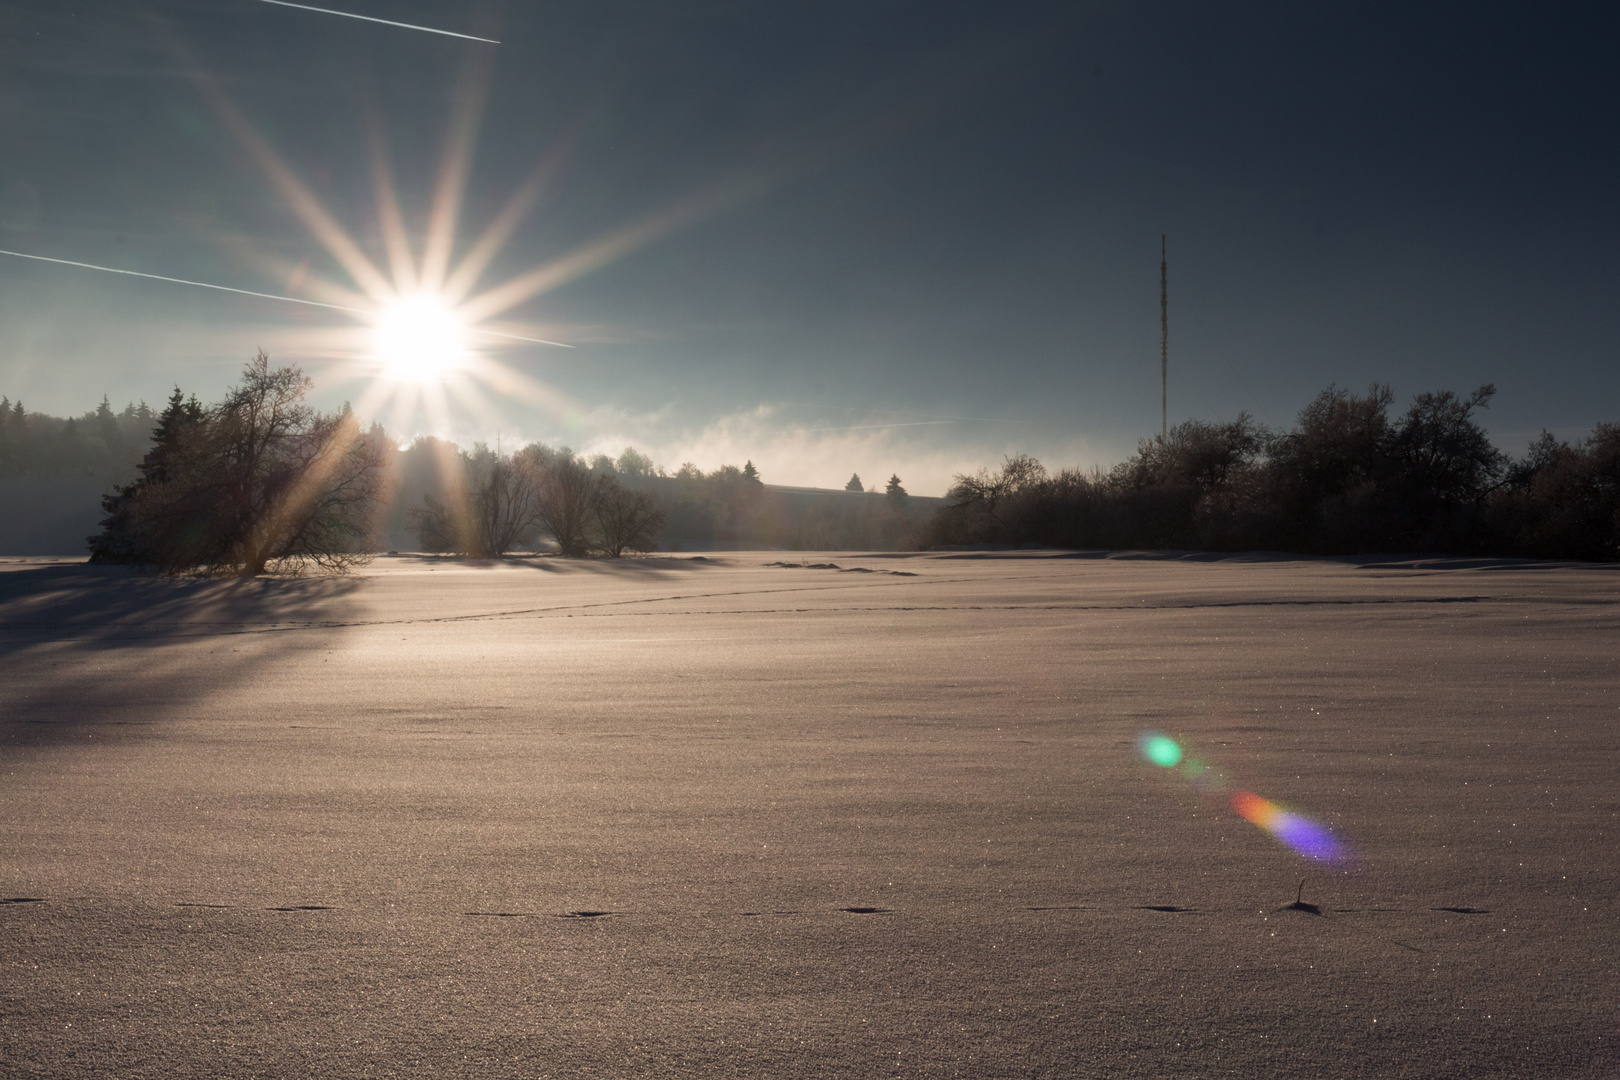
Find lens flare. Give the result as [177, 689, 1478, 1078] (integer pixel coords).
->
[1136, 729, 1350, 865]
[1231, 790, 1345, 863]
[1138, 732, 1183, 767]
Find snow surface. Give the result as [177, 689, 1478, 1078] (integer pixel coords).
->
[2, 551, 1616, 1077]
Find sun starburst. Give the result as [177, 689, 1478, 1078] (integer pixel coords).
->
[151, 25, 782, 444]
[374, 294, 467, 383]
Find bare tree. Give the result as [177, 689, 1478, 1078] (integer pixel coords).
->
[947, 453, 1047, 518]
[471, 455, 542, 555]
[246, 410, 389, 573]
[407, 449, 544, 556]
[407, 492, 467, 553]
[593, 475, 666, 556]
[531, 451, 596, 556]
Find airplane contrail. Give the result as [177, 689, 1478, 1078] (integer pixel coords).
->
[0, 247, 572, 347]
[254, 0, 501, 44]
[475, 328, 574, 348]
[868, 413, 1034, 425]
[0, 247, 366, 313]
[787, 420, 992, 434]
[778, 402, 1035, 425]
[777, 417, 1035, 434]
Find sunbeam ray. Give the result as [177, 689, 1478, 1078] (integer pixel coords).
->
[442, 134, 576, 303]
[156, 24, 397, 302]
[457, 172, 773, 324]
[461, 354, 576, 421]
[363, 98, 419, 295]
[212, 232, 378, 313]
[420, 49, 499, 294]
[443, 376, 509, 437]
[420, 378, 458, 441]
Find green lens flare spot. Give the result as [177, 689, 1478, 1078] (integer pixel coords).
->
[1147, 737, 1182, 767]
[1141, 734, 1182, 767]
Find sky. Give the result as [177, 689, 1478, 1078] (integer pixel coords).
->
[1, 0, 1617, 494]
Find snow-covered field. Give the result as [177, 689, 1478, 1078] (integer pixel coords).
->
[2, 551, 1616, 1077]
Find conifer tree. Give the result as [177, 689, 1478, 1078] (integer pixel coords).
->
[89, 388, 205, 563]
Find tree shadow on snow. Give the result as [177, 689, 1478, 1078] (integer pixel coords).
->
[0, 562, 362, 749]
[382, 553, 723, 578]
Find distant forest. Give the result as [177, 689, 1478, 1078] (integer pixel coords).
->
[386, 439, 926, 553]
[930, 385, 1620, 562]
[0, 396, 156, 480]
[0, 388, 930, 557]
[5, 381, 1616, 561]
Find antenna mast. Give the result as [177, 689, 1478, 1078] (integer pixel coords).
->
[1160, 234, 1168, 439]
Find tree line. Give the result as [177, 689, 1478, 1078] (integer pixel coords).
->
[0, 395, 154, 479]
[393, 441, 924, 554]
[79, 355, 680, 571]
[930, 384, 1620, 561]
[43, 362, 1607, 570]
[402, 440, 666, 558]
[21, 353, 924, 571]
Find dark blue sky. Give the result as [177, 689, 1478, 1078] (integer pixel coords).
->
[2, 1, 1616, 491]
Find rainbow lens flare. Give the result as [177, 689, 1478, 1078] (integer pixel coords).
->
[1136, 730, 1351, 865]
[1231, 790, 1345, 863]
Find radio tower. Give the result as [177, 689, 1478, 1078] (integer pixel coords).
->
[1160, 234, 1168, 439]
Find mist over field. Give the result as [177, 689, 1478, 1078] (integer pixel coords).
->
[3, 1, 1619, 1075]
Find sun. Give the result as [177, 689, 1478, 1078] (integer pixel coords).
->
[374, 294, 467, 382]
